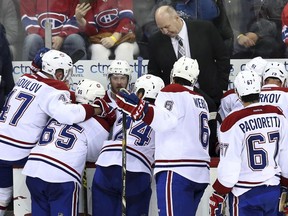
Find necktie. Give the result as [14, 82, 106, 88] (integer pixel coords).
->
[176, 35, 185, 59]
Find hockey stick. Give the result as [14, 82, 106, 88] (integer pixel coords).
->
[71, 49, 85, 64]
[137, 56, 143, 78]
[119, 88, 130, 216]
[121, 111, 127, 216]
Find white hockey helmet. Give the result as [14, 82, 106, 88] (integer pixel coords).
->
[134, 74, 165, 100]
[262, 61, 287, 85]
[244, 56, 268, 77]
[75, 79, 105, 104]
[41, 50, 73, 81]
[107, 60, 132, 81]
[234, 70, 261, 97]
[171, 56, 199, 85]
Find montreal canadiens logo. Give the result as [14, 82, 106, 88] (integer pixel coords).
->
[96, 9, 118, 28]
[38, 13, 66, 30]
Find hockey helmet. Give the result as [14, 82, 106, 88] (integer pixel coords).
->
[41, 50, 73, 81]
[244, 56, 268, 77]
[107, 60, 132, 81]
[171, 56, 199, 85]
[134, 74, 165, 99]
[262, 61, 287, 85]
[234, 70, 261, 97]
[75, 79, 105, 104]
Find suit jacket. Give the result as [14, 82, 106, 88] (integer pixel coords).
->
[0, 23, 14, 109]
[147, 19, 231, 107]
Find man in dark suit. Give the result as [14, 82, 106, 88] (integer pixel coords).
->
[148, 5, 231, 108]
[0, 23, 14, 110]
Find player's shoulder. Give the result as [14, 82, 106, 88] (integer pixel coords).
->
[261, 86, 288, 93]
[220, 104, 284, 132]
[161, 84, 200, 96]
[222, 89, 236, 98]
[34, 75, 70, 91]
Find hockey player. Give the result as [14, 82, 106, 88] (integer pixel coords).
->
[260, 61, 288, 117]
[22, 79, 112, 215]
[209, 70, 288, 216]
[116, 56, 211, 216]
[92, 60, 164, 216]
[0, 50, 106, 215]
[218, 56, 268, 123]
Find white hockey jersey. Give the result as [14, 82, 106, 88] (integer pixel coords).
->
[22, 116, 110, 186]
[260, 84, 288, 117]
[218, 89, 242, 122]
[0, 73, 94, 161]
[143, 84, 211, 183]
[218, 85, 288, 123]
[216, 103, 288, 196]
[96, 90, 155, 175]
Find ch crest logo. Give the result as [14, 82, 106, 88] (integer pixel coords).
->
[164, 101, 174, 111]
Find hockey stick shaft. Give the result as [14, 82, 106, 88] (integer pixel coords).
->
[137, 56, 143, 78]
[121, 112, 127, 216]
[71, 49, 85, 64]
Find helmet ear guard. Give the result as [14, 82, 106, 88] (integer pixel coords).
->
[41, 50, 73, 81]
[134, 75, 165, 100]
[234, 70, 261, 97]
[75, 79, 106, 104]
[170, 56, 199, 85]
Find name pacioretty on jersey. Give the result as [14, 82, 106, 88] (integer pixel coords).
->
[239, 116, 281, 133]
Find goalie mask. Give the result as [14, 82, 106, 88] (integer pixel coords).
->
[262, 61, 287, 86]
[171, 56, 199, 85]
[234, 70, 261, 97]
[244, 56, 268, 77]
[134, 75, 165, 100]
[75, 79, 105, 104]
[107, 60, 132, 81]
[41, 50, 73, 82]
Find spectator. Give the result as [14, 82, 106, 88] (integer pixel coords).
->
[20, 0, 87, 61]
[116, 57, 211, 216]
[148, 5, 230, 109]
[92, 61, 163, 215]
[0, 0, 18, 60]
[75, 1, 139, 63]
[227, 0, 287, 58]
[209, 70, 288, 216]
[22, 79, 112, 216]
[0, 23, 14, 110]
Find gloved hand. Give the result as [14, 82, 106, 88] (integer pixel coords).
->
[30, 47, 50, 73]
[279, 186, 288, 214]
[93, 98, 112, 118]
[116, 89, 148, 121]
[209, 191, 226, 216]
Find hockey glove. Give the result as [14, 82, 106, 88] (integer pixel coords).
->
[279, 186, 288, 214]
[116, 89, 148, 121]
[93, 98, 112, 118]
[209, 191, 226, 216]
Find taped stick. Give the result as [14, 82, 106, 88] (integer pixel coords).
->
[121, 112, 127, 216]
[137, 56, 143, 78]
